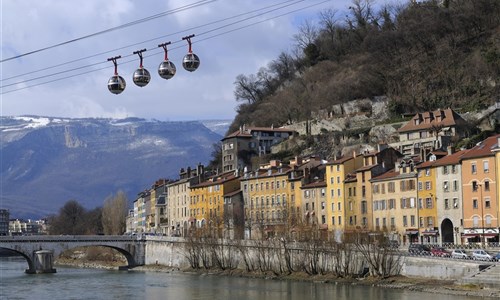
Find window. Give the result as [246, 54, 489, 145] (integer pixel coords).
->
[485, 197, 491, 209]
[473, 199, 478, 209]
[471, 163, 477, 174]
[425, 181, 431, 190]
[427, 217, 433, 227]
[451, 165, 457, 173]
[425, 168, 430, 176]
[338, 202, 341, 211]
[418, 198, 423, 209]
[473, 216, 479, 227]
[362, 186, 366, 198]
[472, 181, 478, 192]
[305, 190, 310, 198]
[453, 198, 459, 209]
[332, 216, 335, 225]
[418, 182, 423, 191]
[338, 216, 342, 225]
[361, 201, 367, 214]
[321, 188, 326, 197]
[388, 182, 395, 193]
[484, 181, 490, 191]
[419, 217, 424, 227]
[401, 198, 407, 209]
[410, 215, 415, 227]
[443, 181, 449, 192]
[483, 161, 489, 173]
[389, 199, 395, 209]
[337, 189, 341, 197]
[444, 198, 449, 209]
[321, 215, 326, 224]
[443, 166, 449, 174]
[321, 202, 325, 210]
[331, 189, 334, 198]
[353, 187, 356, 196]
[348, 188, 352, 197]
[390, 217, 395, 228]
[425, 197, 433, 209]
[485, 215, 492, 225]
[453, 180, 459, 192]
[403, 216, 408, 227]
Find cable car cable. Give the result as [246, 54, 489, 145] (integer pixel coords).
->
[0, 0, 216, 63]
[1, 0, 305, 83]
[1, 0, 330, 95]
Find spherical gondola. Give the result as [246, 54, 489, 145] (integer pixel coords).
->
[182, 53, 200, 72]
[132, 67, 151, 87]
[107, 75, 126, 94]
[158, 60, 176, 80]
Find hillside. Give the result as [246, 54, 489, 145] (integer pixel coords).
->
[229, 0, 499, 134]
[0, 116, 229, 218]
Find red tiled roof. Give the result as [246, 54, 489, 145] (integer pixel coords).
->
[327, 156, 353, 165]
[371, 169, 399, 181]
[224, 189, 241, 197]
[301, 181, 327, 189]
[416, 160, 435, 169]
[460, 134, 500, 160]
[356, 164, 377, 172]
[432, 149, 468, 167]
[397, 108, 464, 133]
[190, 172, 239, 188]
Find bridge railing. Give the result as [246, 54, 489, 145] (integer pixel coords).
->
[0, 235, 144, 242]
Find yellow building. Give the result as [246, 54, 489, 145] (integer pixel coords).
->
[344, 174, 358, 232]
[416, 159, 439, 243]
[325, 155, 362, 235]
[189, 171, 240, 233]
[371, 157, 418, 245]
[241, 160, 293, 239]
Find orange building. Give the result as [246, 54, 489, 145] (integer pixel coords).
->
[460, 134, 499, 245]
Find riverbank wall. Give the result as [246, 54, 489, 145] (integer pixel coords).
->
[143, 237, 484, 280]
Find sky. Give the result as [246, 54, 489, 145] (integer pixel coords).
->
[1, 0, 355, 122]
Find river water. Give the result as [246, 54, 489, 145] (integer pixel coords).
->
[0, 257, 483, 300]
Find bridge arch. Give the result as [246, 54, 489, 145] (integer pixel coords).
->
[0, 246, 35, 272]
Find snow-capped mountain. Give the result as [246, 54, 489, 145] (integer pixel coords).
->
[0, 116, 230, 219]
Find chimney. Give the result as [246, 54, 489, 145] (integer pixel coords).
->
[447, 145, 453, 155]
[352, 150, 356, 158]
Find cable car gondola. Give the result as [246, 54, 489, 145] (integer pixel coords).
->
[182, 34, 200, 72]
[107, 56, 126, 94]
[132, 49, 151, 87]
[158, 42, 176, 80]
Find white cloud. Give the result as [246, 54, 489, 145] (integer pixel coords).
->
[1, 0, 356, 121]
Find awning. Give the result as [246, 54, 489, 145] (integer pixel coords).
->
[406, 229, 419, 235]
[462, 233, 498, 237]
[422, 230, 439, 236]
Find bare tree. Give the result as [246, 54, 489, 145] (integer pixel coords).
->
[102, 190, 129, 235]
[48, 200, 87, 235]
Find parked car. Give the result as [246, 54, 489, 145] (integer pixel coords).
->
[430, 247, 451, 257]
[472, 249, 493, 261]
[451, 249, 470, 259]
[491, 252, 500, 262]
[408, 244, 431, 255]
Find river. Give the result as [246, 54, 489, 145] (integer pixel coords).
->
[0, 257, 484, 300]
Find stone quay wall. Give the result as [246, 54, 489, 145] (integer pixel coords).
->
[144, 237, 483, 280]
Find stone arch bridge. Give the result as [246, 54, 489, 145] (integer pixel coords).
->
[0, 235, 146, 274]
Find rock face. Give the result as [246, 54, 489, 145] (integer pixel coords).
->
[0, 116, 229, 219]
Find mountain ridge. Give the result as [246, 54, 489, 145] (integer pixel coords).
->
[0, 116, 231, 219]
